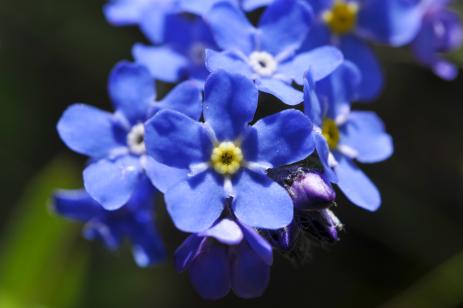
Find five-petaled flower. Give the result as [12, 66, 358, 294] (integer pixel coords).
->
[175, 218, 273, 299]
[53, 177, 165, 267]
[304, 62, 393, 211]
[205, 0, 343, 105]
[145, 70, 314, 232]
[57, 61, 202, 210]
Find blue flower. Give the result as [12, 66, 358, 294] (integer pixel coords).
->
[133, 16, 218, 83]
[52, 177, 165, 267]
[411, 0, 463, 80]
[205, 0, 343, 105]
[302, 0, 423, 101]
[145, 71, 315, 232]
[304, 62, 393, 211]
[175, 218, 273, 299]
[57, 61, 201, 210]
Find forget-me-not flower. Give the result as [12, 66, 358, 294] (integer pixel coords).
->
[53, 177, 165, 267]
[205, 0, 343, 105]
[145, 70, 314, 232]
[411, 0, 463, 80]
[302, 0, 423, 101]
[304, 62, 393, 211]
[57, 61, 202, 210]
[133, 16, 218, 83]
[175, 218, 273, 299]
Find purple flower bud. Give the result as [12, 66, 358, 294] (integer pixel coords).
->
[268, 165, 336, 210]
[298, 209, 343, 243]
[289, 170, 336, 210]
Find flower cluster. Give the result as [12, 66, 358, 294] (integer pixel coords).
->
[53, 0, 462, 300]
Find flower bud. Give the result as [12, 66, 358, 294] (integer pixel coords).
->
[288, 170, 336, 210]
[298, 209, 343, 243]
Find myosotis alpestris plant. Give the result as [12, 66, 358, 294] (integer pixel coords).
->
[53, 0, 462, 300]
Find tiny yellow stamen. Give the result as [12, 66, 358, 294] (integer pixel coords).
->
[323, 1, 358, 35]
[210, 141, 244, 175]
[322, 119, 340, 150]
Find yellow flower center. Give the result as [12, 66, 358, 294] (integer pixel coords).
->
[322, 119, 340, 150]
[210, 142, 244, 175]
[323, 1, 358, 35]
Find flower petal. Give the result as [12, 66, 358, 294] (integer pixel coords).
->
[334, 155, 381, 211]
[231, 241, 271, 298]
[256, 78, 303, 106]
[243, 109, 314, 167]
[153, 80, 202, 120]
[144, 157, 188, 194]
[132, 44, 188, 83]
[258, 0, 312, 56]
[233, 170, 293, 229]
[57, 104, 124, 159]
[282, 46, 344, 85]
[189, 243, 231, 300]
[358, 0, 423, 46]
[165, 171, 226, 232]
[52, 189, 103, 221]
[145, 110, 213, 169]
[202, 219, 243, 245]
[205, 49, 253, 78]
[241, 224, 273, 265]
[130, 220, 166, 267]
[340, 111, 393, 163]
[206, 1, 256, 54]
[108, 61, 155, 124]
[103, 0, 145, 26]
[314, 133, 338, 183]
[242, 0, 274, 11]
[339, 36, 383, 101]
[204, 71, 258, 140]
[175, 234, 205, 272]
[83, 156, 142, 210]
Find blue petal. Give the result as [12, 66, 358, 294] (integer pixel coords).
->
[145, 110, 213, 169]
[130, 220, 166, 267]
[303, 72, 323, 126]
[108, 61, 155, 124]
[144, 157, 188, 194]
[313, 133, 338, 183]
[83, 156, 142, 210]
[258, 0, 312, 56]
[241, 224, 273, 265]
[256, 78, 303, 106]
[335, 155, 381, 211]
[175, 234, 205, 272]
[340, 111, 393, 163]
[202, 219, 243, 245]
[206, 1, 256, 54]
[139, 4, 170, 43]
[103, 0, 146, 26]
[203, 71, 258, 140]
[242, 0, 275, 11]
[317, 61, 362, 112]
[205, 49, 253, 78]
[132, 44, 188, 83]
[165, 171, 226, 232]
[231, 241, 270, 298]
[358, 0, 423, 46]
[178, 0, 225, 15]
[339, 36, 383, 101]
[52, 189, 103, 221]
[233, 170, 293, 229]
[242, 109, 314, 167]
[281, 46, 344, 85]
[57, 104, 125, 159]
[153, 80, 202, 120]
[189, 243, 231, 300]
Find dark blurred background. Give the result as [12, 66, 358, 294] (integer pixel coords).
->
[0, 1, 462, 307]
